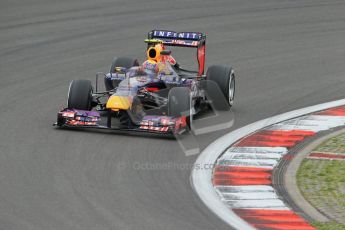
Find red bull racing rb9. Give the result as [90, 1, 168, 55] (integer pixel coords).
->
[54, 30, 236, 136]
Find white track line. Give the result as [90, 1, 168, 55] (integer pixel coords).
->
[217, 158, 278, 168]
[221, 152, 282, 160]
[227, 147, 288, 155]
[215, 185, 274, 193]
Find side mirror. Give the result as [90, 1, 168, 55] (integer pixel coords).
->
[114, 67, 127, 73]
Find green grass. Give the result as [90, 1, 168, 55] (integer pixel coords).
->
[312, 221, 345, 230]
[297, 158, 345, 229]
[298, 159, 345, 203]
[296, 132, 345, 229]
[315, 133, 345, 155]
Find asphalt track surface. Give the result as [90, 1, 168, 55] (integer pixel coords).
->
[1, 0, 345, 229]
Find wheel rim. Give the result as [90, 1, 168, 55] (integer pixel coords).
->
[67, 81, 73, 108]
[228, 73, 235, 105]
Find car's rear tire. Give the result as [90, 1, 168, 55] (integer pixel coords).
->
[168, 87, 192, 128]
[206, 65, 235, 108]
[67, 79, 93, 110]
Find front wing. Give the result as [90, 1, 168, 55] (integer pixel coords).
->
[54, 108, 188, 136]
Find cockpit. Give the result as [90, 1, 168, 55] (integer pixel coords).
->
[114, 64, 179, 97]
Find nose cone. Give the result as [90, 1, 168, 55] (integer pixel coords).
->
[106, 96, 131, 111]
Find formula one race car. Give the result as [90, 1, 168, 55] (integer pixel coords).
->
[54, 30, 235, 135]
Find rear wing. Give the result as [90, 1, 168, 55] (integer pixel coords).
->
[147, 30, 206, 75]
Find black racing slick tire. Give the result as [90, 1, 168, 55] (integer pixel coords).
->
[67, 79, 93, 110]
[206, 65, 235, 107]
[109, 57, 139, 73]
[168, 87, 192, 128]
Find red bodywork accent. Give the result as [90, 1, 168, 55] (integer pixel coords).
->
[197, 44, 205, 76]
[67, 120, 96, 126]
[174, 116, 187, 131]
[166, 55, 176, 65]
[146, 87, 159, 92]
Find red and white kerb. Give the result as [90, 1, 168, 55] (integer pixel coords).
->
[213, 106, 345, 230]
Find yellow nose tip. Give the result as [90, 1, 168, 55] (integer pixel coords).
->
[106, 96, 131, 110]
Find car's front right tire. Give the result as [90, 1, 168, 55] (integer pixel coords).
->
[168, 87, 192, 129]
[206, 65, 235, 107]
